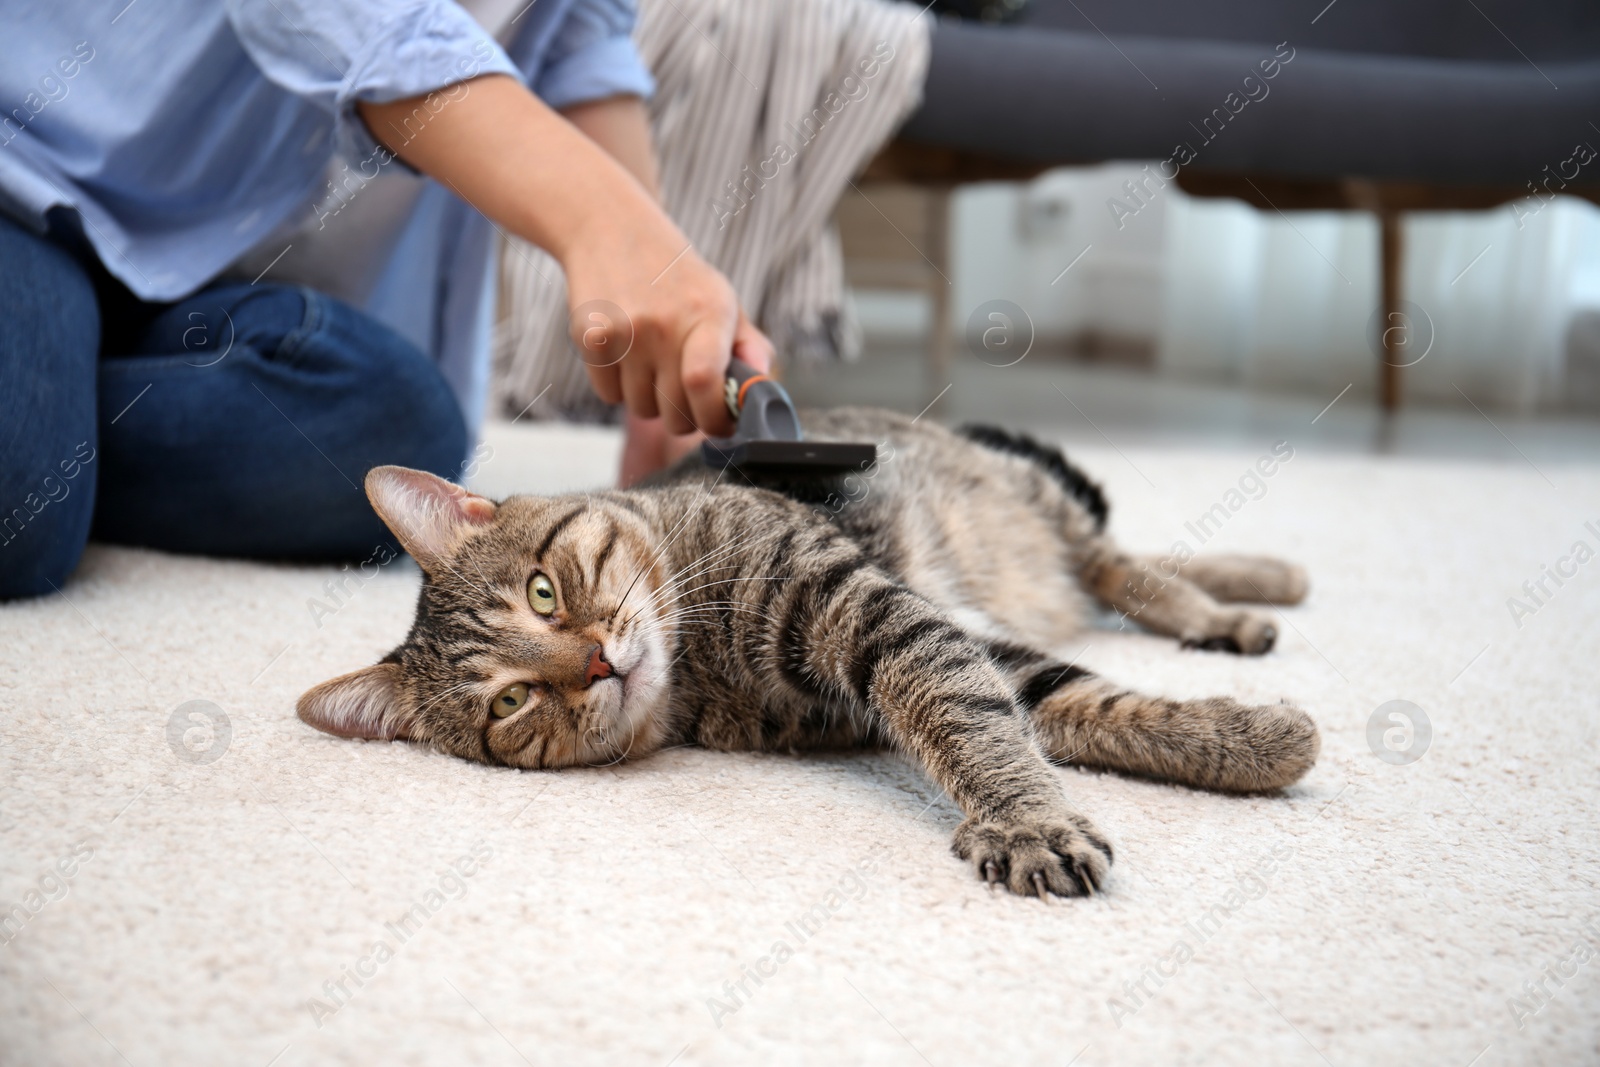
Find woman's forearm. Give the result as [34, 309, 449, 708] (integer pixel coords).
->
[559, 94, 660, 200]
[357, 75, 667, 264]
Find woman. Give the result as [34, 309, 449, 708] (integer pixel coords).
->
[0, 0, 769, 598]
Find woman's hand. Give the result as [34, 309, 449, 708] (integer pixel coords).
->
[562, 229, 771, 435]
[358, 75, 771, 437]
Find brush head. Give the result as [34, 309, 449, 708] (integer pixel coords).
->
[700, 438, 879, 475]
[699, 359, 878, 477]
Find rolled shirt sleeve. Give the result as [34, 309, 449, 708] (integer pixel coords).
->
[225, 0, 523, 159]
[527, 0, 655, 109]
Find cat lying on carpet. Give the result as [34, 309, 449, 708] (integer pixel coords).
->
[298, 408, 1318, 899]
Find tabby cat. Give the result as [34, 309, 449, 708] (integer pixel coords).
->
[298, 409, 1319, 899]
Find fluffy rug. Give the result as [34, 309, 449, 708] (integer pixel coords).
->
[2, 421, 1596, 1066]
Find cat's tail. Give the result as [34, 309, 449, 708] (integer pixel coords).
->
[992, 649, 1319, 793]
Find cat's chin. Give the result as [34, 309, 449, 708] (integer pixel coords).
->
[572, 637, 671, 766]
[618, 641, 671, 738]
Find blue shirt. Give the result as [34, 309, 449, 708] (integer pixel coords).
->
[1, 0, 653, 431]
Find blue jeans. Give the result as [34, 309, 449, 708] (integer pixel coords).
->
[0, 214, 469, 599]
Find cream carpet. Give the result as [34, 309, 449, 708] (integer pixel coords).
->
[3, 421, 1597, 1067]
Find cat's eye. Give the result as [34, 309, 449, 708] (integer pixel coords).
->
[528, 573, 557, 616]
[491, 683, 530, 718]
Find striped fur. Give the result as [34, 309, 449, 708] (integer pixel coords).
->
[298, 408, 1319, 899]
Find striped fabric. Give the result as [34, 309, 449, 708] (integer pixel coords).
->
[492, 0, 931, 423]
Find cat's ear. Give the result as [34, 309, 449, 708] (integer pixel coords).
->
[297, 662, 413, 740]
[365, 466, 496, 573]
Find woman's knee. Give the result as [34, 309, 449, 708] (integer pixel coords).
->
[301, 290, 471, 480]
[0, 217, 99, 598]
[367, 343, 470, 479]
[0, 448, 99, 599]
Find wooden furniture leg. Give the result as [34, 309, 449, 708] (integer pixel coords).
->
[1379, 209, 1403, 411]
[925, 185, 953, 414]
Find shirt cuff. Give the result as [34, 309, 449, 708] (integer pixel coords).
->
[534, 33, 655, 111]
[338, 3, 522, 161]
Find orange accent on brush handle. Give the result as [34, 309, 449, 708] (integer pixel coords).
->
[735, 374, 772, 412]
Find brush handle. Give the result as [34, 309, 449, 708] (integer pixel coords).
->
[722, 359, 802, 441]
[721, 358, 765, 417]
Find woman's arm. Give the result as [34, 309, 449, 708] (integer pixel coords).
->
[358, 75, 770, 436]
[558, 93, 724, 485]
[559, 94, 660, 198]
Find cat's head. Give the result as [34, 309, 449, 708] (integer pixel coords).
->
[296, 467, 675, 768]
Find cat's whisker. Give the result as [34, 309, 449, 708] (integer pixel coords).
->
[634, 536, 763, 617]
[654, 599, 776, 622]
[663, 529, 766, 585]
[648, 571, 791, 620]
[661, 530, 761, 585]
[610, 465, 733, 624]
[609, 513, 690, 625]
[414, 680, 478, 714]
[674, 575, 794, 598]
[620, 512, 775, 627]
[655, 611, 774, 629]
[660, 644, 694, 673]
[653, 612, 766, 629]
[666, 527, 772, 581]
[641, 569, 730, 619]
[656, 601, 773, 619]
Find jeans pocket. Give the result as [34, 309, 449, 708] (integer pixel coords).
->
[270, 285, 327, 370]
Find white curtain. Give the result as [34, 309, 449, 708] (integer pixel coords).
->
[1158, 192, 1600, 412]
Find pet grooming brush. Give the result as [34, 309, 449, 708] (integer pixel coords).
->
[699, 359, 878, 475]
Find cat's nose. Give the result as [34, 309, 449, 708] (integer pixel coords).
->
[584, 645, 613, 687]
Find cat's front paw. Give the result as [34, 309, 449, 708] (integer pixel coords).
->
[952, 811, 1112, 899]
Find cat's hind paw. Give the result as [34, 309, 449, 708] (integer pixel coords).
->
[1180, 611, 1277, 656]
[953, 812, 1112, 899]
